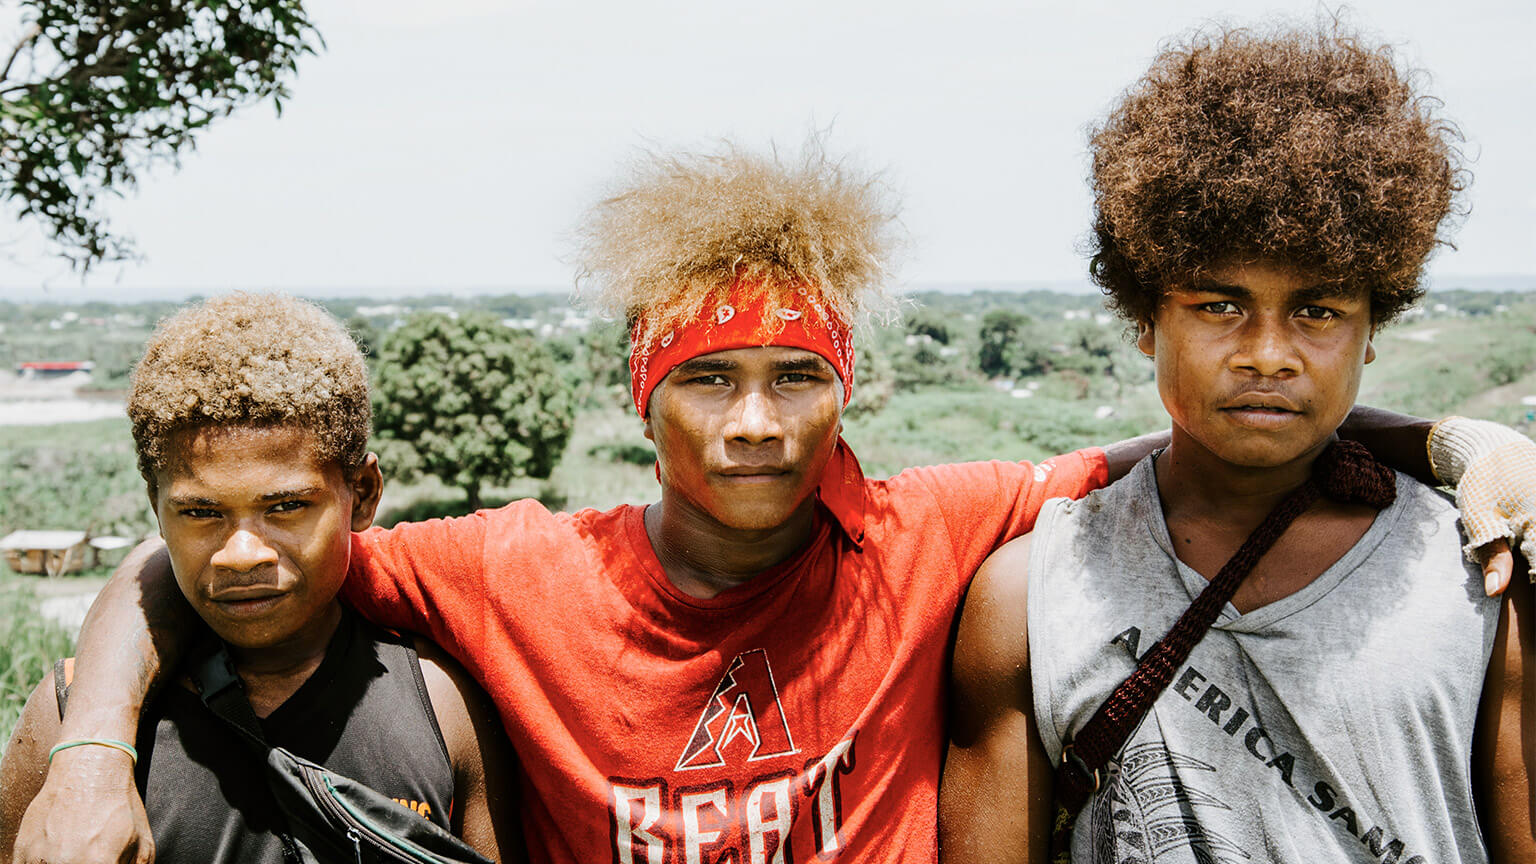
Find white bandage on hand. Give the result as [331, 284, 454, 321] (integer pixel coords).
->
[1430, 415, 1536, 568]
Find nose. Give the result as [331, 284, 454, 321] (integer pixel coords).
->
[722, 387, 783, 444]
[210, 524, 279, 573]
[1230, 314, 1301, 378]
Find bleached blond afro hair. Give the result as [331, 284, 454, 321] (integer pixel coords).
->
[574, 140, 903, 351]
[1089, 22, 1465, 325]
[129, 293, 371, 485]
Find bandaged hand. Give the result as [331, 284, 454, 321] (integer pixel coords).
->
[1430, 416, 1536, 595]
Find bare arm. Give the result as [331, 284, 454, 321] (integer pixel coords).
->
[416, 640, 526, 864]
[1474, 571, 1536, 861]
[13, 539, 193, 864]
[940, 535, 1053, 864]
[1, 677, 63, 864]
[1102, 429, 1170, 484]
[1336, 405, 1436, 484]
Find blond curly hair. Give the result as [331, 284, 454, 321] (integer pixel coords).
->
[574, 139, 904, 351]
[1089, 21, 1466, 325]
[129, 293, 371, 485]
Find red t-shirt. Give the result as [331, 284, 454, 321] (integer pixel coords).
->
[345, 450, 1107, 864]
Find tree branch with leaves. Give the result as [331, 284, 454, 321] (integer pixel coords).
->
[0, 0, 320, 270]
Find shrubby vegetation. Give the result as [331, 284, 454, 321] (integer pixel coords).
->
[0, 586, 77, 744]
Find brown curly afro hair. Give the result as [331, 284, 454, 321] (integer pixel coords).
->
[129, 293, 371, 487]
[1088, 22, 1467, 325]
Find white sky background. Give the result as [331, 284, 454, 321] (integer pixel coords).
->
[1, 0, 1532, 301]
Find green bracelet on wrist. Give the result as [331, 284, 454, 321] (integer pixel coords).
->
[47, 737, 138, 765]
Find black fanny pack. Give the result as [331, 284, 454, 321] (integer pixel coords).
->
[188, 643, 494, 864]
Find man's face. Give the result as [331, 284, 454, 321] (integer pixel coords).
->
[150, 424, 381, 652]
[1139, 260, 1376, 469]
[645, 346, 844, 531]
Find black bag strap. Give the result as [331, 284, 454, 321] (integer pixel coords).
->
[187, 641, 270, 749]
[186, 640, 494, 864]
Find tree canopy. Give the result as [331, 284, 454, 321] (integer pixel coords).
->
[372, 313, 577, 511]
[1, 0, 321, 269]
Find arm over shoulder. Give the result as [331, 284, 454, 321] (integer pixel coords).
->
[414, 639, 527, 864]
[0, 674, 63, 863]
[940, 534, 1054, 864]
[345, 511, 492, 637]
[1474, 572, 1536, 861]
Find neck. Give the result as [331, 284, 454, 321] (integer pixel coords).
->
[1155, 427, 1328, 525]
[645, 494, 820, 599]
[227, 601, 343, 717]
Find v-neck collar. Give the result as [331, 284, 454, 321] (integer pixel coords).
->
[1135, 455, 1408, 632]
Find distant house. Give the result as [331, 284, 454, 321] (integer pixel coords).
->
[17, 361, 95, 379]
[0, 530, 134, 577]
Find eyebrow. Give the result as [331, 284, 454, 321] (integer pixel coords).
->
[1184, 281, 1363, 304]
[261, 487, 323, 502]
[166, 487, 321, 508]
[671, 357, 738, 376]
[773, 356, 833, 374]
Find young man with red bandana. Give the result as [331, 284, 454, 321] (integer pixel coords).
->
[16, 144, 1536, 864]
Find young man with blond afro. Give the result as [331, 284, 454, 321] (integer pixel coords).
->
[18, 141, 1536, 864]
[0, 295, 521, 864]
[941, 23, 1534, 863]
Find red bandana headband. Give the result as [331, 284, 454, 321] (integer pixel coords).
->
[627, 282, 868, 544]
[628, 284, 856, 417]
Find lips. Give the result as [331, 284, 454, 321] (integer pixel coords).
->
[1220, 392, 1300, 413]
[208, 587, 289, 618]
[716, 465, 790, 476]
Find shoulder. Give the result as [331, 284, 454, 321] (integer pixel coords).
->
[953, 536, 1035, 686]
[0, 665, 67, 834]
[411, 639, 506, 778]
[413, 639, 483, 756]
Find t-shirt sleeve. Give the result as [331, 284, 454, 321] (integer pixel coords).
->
[892, 446, 1109, 582]
[343, 510, 492, 642]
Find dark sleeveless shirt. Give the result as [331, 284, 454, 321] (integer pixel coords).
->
[56, 609, 457, 864]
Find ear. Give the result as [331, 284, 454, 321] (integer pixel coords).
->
[1136, 320, 1156, 358]
[349, 453, 384, 531]
[642, 416, 654, 441]
[146, 487, 166, 539]
[1364, 337, 1376, 365]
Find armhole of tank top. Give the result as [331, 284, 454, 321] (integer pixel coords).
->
[53, 658, 72, 722]
[1025, 501, 1066, 761]
[402, 638, 456, 779]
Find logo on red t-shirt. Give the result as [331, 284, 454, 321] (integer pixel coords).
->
[676, 649, 799, 771]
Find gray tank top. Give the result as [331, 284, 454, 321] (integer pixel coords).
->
[1027, 456, 1499, 864]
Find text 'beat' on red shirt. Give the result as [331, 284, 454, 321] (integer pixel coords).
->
[344, 448, 1108, 864]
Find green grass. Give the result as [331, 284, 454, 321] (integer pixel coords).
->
[0, 584, 76, 744]
[0, 417, 154, 540]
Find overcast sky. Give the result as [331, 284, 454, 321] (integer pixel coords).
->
[2, 0, 1532, 301]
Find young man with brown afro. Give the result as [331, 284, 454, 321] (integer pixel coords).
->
[0, 294, 522, 863]
[16, 138, 1536, 864]
[941, 23, 1534, 863]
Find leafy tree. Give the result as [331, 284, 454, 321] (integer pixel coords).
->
[372, 313, 576, 511]
[905, 308, 951, 345]
[977, 309, 1029, 377]
[1, 0, 321, 269]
